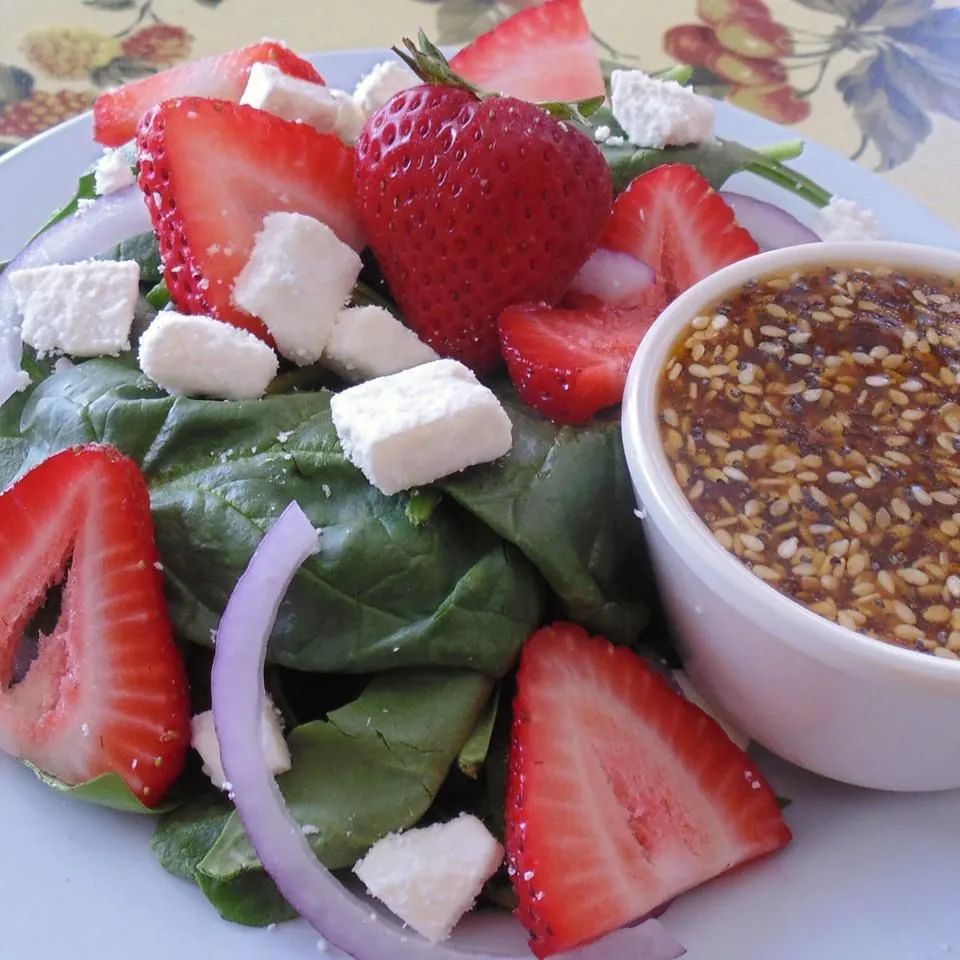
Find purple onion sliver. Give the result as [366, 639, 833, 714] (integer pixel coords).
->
[719, 191, 820, 252]
[0, 185, 153, 406]
[211, 501, 685, 960]
[568, 248, 656, 307]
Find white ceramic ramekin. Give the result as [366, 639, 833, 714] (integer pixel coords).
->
[622, 241, 960, 792]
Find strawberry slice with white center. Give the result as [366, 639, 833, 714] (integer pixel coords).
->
[137, 97, 364, 342]
[94, 40, 325, 147]
[450, 0, 605, 102]
[602, 163, 759, 301]
[0, 446, 190, 806]
[506, 622, 791, 958]
[499, 303, 659, 424]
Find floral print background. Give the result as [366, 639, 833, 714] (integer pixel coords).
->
[2, 0, 960, 220]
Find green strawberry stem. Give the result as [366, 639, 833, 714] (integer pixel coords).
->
[393, 32, 484, 97]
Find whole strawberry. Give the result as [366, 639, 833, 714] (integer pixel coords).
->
[355, 44, 612, 372]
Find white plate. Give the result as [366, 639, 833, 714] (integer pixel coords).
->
[0, 48, 957, 960]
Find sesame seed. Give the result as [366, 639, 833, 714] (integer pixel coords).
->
[778, 537, 799, 559]
[898, 568, 930, 586]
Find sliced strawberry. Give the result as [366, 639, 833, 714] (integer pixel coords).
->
[0, 446, 190, 806]
[137, 97, 364, 341]
[506, 623, 791, 958]
[499, 303, 658, 424]
[602, 163, 759, 301]
[450, 0, 604, 103]
[94, 41, 324, 147]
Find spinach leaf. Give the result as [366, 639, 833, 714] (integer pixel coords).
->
[587, 107, 830, 206]
[98, 231, 164, 288]
[14, 359, 545, 675]
[153, 795, 233, 880]
[28, 171, 98, 241]
[26, 765, 179, 814]
[193, 669, 492, 925]
[441, 392, 649, 644]
[457, 687, 499, 779]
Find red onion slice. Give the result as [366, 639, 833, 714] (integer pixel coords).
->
[568, 249, 656, 307]
[0, 185, 153, 406]
[212, 501, 685, 960]
[719, 192, 820, 252]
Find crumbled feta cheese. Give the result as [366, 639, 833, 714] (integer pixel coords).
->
[593, 124, 611, 142]
[138, 312, 278, 400]
[330, 358, 513, 495]
[354, 814, 504, 942]
[323, 305, 438, 381]
[232, 212, 362, 366]
[610, 69, 715, 148]
[94, 149, 136, 195]
[9, 260, 139, 357]
[240, 63, 366, 143]
[353, 59, 419, 115]
[672, 670, 749, 750]
[190, 697, 290, 790]
[813, 196, 883, 242]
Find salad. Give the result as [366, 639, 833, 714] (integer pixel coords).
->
[0, 0, 876, 957]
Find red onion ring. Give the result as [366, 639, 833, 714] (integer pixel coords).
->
[719, 192, 820, 252]
[212, 501, 685, 960]
[568, 249, 656, 307]
[0, 185, 153, 406]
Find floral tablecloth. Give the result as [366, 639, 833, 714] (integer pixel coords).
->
[2, 0, 959, 223]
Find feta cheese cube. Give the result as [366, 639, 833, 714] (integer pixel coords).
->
[323, 305, 438, 381]
[240, 63, 366, 143]
[354, 814, 504, 942]
[813, 196, 882, 242]
[191, 698, 290, 790]
[672, 670, 749, 751]
[330, 358, 513, 495]
[94, 149, 136, 195]
[232, 212, 362, 366]
[9, 260, 139, 357]
[139, 311, 278, 400]
[610, 69, 715, 148]
[353, 59, 419, 116]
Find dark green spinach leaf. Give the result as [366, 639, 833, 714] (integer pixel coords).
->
[187, 669, 491, 925]
[13, 359, 545, 675]
[441, 391, 649, 644]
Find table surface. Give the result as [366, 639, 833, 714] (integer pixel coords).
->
[2, 0, 960, 224]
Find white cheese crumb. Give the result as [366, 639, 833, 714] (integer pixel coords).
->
[354, 814, 504, 942]
[94, 149, 136, 195]
[139, 312, 278, 400]
[593, 124, 611, 142]
[9, 260, 139, 357]
[330, 359, 513, 496]
[241, 63, 365, 144]
[813, 196, 883, 242]
[232, 212, 362, 366]
[610, 69, 715, 148]
[76, 197, 96, 214]
[321, 483, 331, 498]
[353, 59, 419, 116]
[190, 697, 290, 791]
[323, 305, 438, 381]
